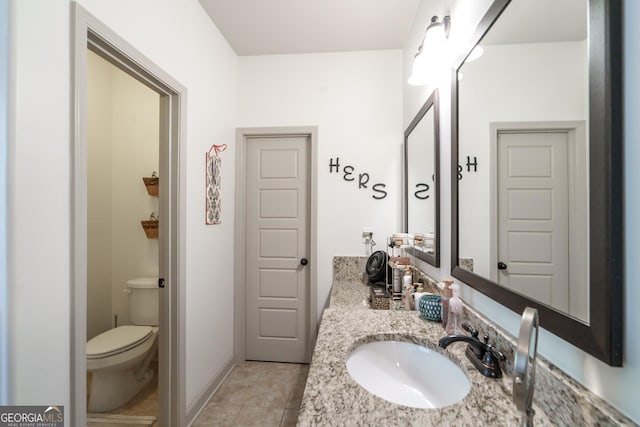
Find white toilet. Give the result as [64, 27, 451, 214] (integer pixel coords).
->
[87, 277, 159, 413]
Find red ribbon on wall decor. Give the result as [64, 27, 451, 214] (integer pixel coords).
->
[207, 143, 228, 158]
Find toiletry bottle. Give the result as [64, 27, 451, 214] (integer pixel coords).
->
[445, 283, 465, 335]
[404, 268, 414, 309]
[413, 292, 426, 311]
[441, 279, 453, 329]
[405, 284, 414, 310]
[403, 269, 412, 292]
[393, 265, 404, 297]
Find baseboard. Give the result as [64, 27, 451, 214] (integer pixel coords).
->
[185, 355, 235, 426]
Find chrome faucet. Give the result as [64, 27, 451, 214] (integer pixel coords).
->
[439, 323, 506, 378]
[513, 307, 539, 427]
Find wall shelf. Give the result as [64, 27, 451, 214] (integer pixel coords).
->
[142, 172, 158, 196]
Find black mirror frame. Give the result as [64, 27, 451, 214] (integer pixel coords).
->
[450, 0, 622, 366]
[404, 89, 440, 267]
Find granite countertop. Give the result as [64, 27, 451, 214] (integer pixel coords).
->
[298, 280, 551, 426]
[327, 280, 371, 309]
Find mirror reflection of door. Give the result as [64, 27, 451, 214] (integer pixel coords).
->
[491, 125, 587, 320]
[496, 130, 569, 311]
[457, 0, 590, 321]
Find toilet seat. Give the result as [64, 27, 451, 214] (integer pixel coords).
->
[87, 325, 153, 359]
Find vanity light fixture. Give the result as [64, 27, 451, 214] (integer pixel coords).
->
[408, 15, 451, 87]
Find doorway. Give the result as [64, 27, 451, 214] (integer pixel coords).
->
[72, 5, 187, 426]
[86, 48, 160, 418]
[234, 128, 318, 364]
[489, 121, 588, 319]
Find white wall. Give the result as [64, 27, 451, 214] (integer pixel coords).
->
[621, 2, 640, 424]
[404, 0, 640, 423]
[0, 0, 9, 405]
[87, 51, 115, 340]
[8, 0, 237, 417]
[237, 50, 403, 313]
[9, 0, 72, 409]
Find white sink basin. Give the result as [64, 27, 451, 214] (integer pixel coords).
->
[346, 340, 471, 409]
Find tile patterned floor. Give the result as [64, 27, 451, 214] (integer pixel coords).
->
[193, 361, 310, 427]
[88, 361, 308, 426]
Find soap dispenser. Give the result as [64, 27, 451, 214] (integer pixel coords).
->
[445, 283, 464, 335]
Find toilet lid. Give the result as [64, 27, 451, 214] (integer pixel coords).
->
[87, 325, 153, 359]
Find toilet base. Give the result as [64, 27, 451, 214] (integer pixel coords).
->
[88, 367, 153, 413]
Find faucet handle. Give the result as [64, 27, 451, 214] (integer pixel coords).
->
[482, 343, 506, 368]
[488, 344, 506, 361]
[462, 323, 479, 339]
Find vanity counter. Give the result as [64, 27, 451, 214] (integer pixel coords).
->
[328, 280, 370, 309]
[299, 280, 550, 426]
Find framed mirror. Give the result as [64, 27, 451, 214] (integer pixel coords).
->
[404, 89, 440, 267]
[451, 0, 622, 365]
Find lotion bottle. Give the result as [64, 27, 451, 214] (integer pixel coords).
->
[445, 283, 464, 335]
[440, 279, 453, 329]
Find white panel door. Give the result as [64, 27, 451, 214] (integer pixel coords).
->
[497, 131, 569, 311]
[245, 136, 309, 363]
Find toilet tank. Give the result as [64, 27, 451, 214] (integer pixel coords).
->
[126, 277, 159, 326]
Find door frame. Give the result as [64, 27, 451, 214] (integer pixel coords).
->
[71, 5, 187, 426]
[489, 121, 588, 317]
[234, 127, 318, 364]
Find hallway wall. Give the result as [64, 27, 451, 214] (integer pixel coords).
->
[8, 0, 237, 417]
[237, 50, 404, 314]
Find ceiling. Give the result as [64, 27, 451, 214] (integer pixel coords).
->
[198, 0, 587, 57]
[482, 0, 587, 45]
[198, 0, 423, 56]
